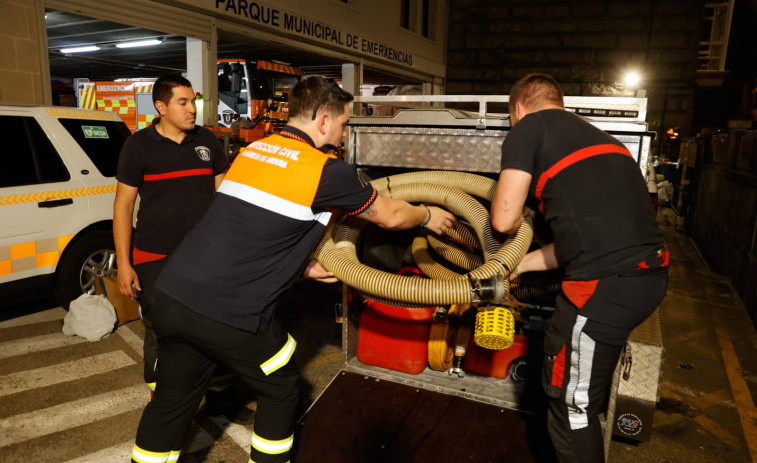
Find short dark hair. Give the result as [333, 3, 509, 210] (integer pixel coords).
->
[289, 76, 354, 120]
[152, 74, 193, 107]
[509, 73, 564, 112]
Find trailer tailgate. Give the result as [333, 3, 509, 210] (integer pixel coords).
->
[294, 370, 553, 462]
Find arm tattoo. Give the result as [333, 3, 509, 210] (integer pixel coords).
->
[359, 204, 377, 218]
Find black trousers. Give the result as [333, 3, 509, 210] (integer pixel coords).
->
[134, 260, 165, 387]
[135, 260, 236, 395]
[132, 290, 300, 463]
[542, 269, 668, 463]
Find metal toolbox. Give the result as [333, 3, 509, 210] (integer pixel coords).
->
[611, 309, 665, 442]
[347, 95, 655, 176]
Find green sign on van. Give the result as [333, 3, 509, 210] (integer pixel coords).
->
[82, 125, 109, 139]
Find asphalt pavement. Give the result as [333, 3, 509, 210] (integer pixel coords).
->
[1, 206, 756, 462]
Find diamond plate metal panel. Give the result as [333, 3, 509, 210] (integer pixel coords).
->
[348, 124, 652, 176]
[352, 126, 507, 173]
[617, 310, 664, 402]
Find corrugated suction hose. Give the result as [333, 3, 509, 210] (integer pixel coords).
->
[426, 233, 484, 271]
[313, 171, 533, 307]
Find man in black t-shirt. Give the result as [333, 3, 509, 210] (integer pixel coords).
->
[491, 74, 668, 463]
[130, 76, 456, 463]
[113, 74, 242, 415]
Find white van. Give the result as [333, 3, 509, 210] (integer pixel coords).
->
[0, 106, 130, 309]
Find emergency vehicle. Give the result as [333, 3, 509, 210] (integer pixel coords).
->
[0, 106, 130, 309]
[217, 59, 303, 131]
[76, 80, 157, 133]
[74, 59, 302, 136]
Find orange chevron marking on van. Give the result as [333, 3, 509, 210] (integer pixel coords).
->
[0, 184, 116, 207]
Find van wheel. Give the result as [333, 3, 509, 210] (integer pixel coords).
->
[54, 230, 117, 309]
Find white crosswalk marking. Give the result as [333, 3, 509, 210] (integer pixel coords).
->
[58, 412, 248, 461]
[0, 350, 135, 397]
[0, 332, 87, 360]
[63, 440, 135, 463]
[0, 307, 254, 460]
[0, 384, 148, 447]
[116, 324, 144, 357]
[0, 306, 66, 328]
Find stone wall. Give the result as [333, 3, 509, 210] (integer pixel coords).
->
[691, 128, 757, 325]
[0, 0, 45, 104]
[446, 0, 705, 144]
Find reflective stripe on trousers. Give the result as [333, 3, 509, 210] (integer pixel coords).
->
[131, 445, 180, 463]
[261, 333, 296, 376]
[251, 430, 294, 455]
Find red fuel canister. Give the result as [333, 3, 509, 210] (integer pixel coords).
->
[356, 269, 435, 375]
[463, 334, 529, 379]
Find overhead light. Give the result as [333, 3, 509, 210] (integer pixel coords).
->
[116, 39, 162, 49]
[60, 45, 100, 53]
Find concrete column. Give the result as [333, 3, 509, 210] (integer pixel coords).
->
[341, 62, 362, 115]
[423, 76, 445, 107]
[186, 37, 218, 126]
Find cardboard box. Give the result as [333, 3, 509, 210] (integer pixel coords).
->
[96, 277, 141, 326]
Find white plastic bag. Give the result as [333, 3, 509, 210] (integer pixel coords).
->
[62, 293, 117, 341]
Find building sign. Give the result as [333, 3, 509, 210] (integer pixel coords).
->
[209, 0, 414, 67]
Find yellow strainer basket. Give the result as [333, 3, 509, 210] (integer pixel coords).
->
[474, 306, 514, 350]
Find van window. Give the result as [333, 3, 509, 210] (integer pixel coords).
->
[0, 115, 70, 188]
[58, 119, 131, 177]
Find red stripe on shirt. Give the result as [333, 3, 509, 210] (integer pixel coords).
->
[132, 247, 167, 266]
[143, 168, 213, 182]
[534, 144, 632, 213]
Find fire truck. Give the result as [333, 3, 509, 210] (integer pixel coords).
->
[74, 59, 302, 137]
[217, 59, 303, 131]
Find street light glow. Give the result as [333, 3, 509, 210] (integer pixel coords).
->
[624, 71, 641, 88]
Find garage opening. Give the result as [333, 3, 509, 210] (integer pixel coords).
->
[45, 8, 431, 134]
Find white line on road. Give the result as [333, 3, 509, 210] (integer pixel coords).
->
[0, 384, 148, 447]
[116, 324, 144, 358]
[60, 409, 241, 461]
[63, 439, 136, 463]
[0, 307, 66, 328]
[0, 332, 87, 360]
[0, 351, 135, 397]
